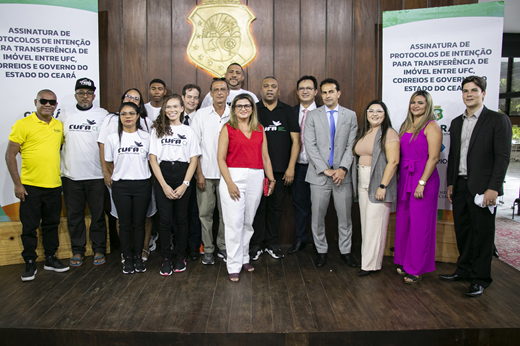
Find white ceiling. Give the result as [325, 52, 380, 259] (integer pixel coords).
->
[479, 0, 520, 33]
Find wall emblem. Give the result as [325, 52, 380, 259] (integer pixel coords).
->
[434, 106, 443, 121]
[187, 0, 257, 77]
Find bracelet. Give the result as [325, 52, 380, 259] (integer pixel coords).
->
[269, 179, 276, 183]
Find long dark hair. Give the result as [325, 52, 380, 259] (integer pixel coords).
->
[121, 88, 149, 132]
[353, 100, 393, 155]
[152, 94, 184, 138]
[117, 102, 143, 143]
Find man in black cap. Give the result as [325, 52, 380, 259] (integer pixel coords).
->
[59, 77, 109, 267]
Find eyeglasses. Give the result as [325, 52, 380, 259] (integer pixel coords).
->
[121, 111, 137, 116]
[124, 94, 140, 101]
[39, 99, 57, 106]
[76, 91, 94, 97]
[298, 87, 315, 92]
[367, 109, 384, 114]
[235, 105, 252, 110]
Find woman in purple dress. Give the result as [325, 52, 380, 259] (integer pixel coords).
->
[394, 90, 442, 284]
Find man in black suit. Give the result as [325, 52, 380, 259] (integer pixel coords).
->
[440, 76, 512, 297]
[288, 75, 318, 254]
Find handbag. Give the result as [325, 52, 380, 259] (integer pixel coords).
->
[263, 178, 269, 196]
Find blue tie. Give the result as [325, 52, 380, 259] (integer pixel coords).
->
[328, 110, 336, 167]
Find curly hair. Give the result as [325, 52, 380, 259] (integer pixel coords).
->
[151, 94, 184, 138]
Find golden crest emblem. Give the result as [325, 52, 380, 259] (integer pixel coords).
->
[187, 0, 257, 77]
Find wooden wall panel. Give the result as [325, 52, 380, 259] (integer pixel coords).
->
[430, 0, 453, 7]
[172, 0, 197, 95]
[300, 0, 327, 105]
[122, 0, 147, 97]
[247, 0, 274, 99]
[194, 0, 213, 101]
[379, 0, 403, 100]
[274, 0, 300, 105]
[146, 0, 172, 97]
[98, 0, 122, 113]
[326, 0, 353, 110]
[352, 0, 379, 116]
[404, 0, 428, 9]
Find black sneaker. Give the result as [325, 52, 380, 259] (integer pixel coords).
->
[123, 255, 134, 274]
[217, 249, 227, 263]
[189, 250, 200, 261]
[134, 255, 146, 273]
[21, 260, 37, 281]
[173, 257, 186, 273]
[249, 245, 263, 261]
[43, 255, 70, 272]
[160, 258, 172, 276]
[265, 244, 284, 259]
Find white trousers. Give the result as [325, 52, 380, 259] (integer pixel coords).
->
[219, 168, 264, 274]
[358, 165, 392, 271]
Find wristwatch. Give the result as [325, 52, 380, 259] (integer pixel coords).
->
[183, 181, 190, 187]
[339, 166, 347, 172]
[418, 180, 426, 186]
[379, 184, 387, 189]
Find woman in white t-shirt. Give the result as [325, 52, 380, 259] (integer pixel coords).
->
[149, 95, 201, 275]
[105, 102, 152, 274]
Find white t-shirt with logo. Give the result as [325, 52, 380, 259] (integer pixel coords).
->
[97, 114, 153, 145]
[60, 106, 109, 180]
[104, 130, 151, 181]
[144, 102, 161, 122]
[149, 125, 201, 165]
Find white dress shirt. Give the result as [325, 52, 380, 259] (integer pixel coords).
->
[297, 101, 317, 164]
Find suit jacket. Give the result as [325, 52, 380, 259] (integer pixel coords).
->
[447, 106, 512, 196]
[303, 105, 357, 185]
[352, 127, 398, 203]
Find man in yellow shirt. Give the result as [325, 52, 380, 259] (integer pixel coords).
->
[6, 89, 70, 281]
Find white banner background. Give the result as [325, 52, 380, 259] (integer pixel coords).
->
[0, 1, 99, 220]
[382, 3, 504, 210]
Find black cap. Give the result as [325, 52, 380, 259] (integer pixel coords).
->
[75, 78, 96, 91]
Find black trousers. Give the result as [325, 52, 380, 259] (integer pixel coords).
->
[19, 185, 62, 261]
[112, 179, 151, 257]
[292, 163, 311, 242]
[156, 161, 191, 259]
[251, 172, 286, 248]
[453, 177, 496, 288]
[62, 177, 107, 255]
[187, 175, 202, 252]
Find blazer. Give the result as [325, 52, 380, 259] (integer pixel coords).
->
[303, 105, 357, 185]
[352, 127, 398, 203]
[447, 106, 512, 196]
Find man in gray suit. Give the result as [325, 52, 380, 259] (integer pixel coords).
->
[303, 78, 358, 268]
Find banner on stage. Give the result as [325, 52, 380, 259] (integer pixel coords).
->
[0, 0, 100, 221]
[382, 1, 504, 211]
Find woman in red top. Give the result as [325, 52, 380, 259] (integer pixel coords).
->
[218, 94, 275, 282]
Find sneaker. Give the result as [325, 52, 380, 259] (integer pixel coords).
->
[249, 245, 263, 261]
[123, 255, 134, 274]
[190, 250, 200, 261]
[201, 252, 215, 265]
[199, 244, 204, 255]
[43, 255, 70, 272]
[173, 257, 186, 273]
[265, 244, 284, 259]
[217, 249, 227, 263]
[160, 258, 172, 276]
[21, 260, 37, 281]
[134, 255, 146, 273]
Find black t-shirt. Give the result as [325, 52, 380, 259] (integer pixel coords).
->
[256, 100, 299, 173]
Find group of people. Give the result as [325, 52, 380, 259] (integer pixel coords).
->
[6, 62, 512, 296]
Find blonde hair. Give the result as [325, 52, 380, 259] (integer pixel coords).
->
[228, 94, 261, 132]
[399, 90, 436, 139]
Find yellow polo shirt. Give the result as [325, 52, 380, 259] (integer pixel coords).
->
[9, 112, 64, 188]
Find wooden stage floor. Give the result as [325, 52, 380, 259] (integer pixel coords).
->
[1, 246, 519, 346]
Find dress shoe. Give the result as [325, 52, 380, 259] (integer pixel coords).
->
[287, 240, 306, 254]
[466, 284, 484, 297]
[314, 253, 327, 267]
[439, 273, 466, 282]
[340, 253, 359, 268]
[357, 269, 371, 276]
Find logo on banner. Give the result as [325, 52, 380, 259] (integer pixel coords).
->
[434, 106, 444, 121]
[186, 0, 257, 77]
